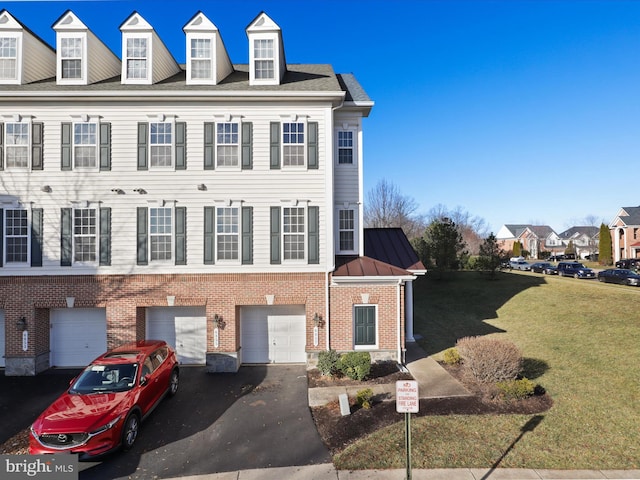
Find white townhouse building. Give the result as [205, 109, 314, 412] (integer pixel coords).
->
[0, 10, 424, 375]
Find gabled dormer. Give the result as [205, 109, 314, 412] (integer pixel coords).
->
[246, 12, 286, 86]
[119, 11, 180, 85]
[0, 10, 55, 85]
[53, 11, 121, 85]
[183, 12, 232, 86]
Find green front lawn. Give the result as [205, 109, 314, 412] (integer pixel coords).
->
[334, 271, 640, 469]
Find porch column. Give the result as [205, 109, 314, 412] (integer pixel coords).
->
[405, 280, 415, 342]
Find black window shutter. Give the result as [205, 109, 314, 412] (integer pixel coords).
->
[204, 207, 215, 264]
[30, 208, 43, 267]
[241, 122, 253, 170]
[137, 207, 148, 265]
[242, 206, 253, 264]
[32, 123, 44, 170]
[270, 206, 281, 264]
[0, 209, 3, 266]
[137, 123, 148, 170]
[99, 207, 111, 266]
[175, 122, 186, 170]
[99, 123, 111, 171]
[270, 122, 280, 169]
[204, 122, 215, 170]
[308, 206, 319, 264]
[60, 208, 72, 266]
[307, 122, 318, 169]
[61, 123, 72, 171]
[175, 206, 186, 265]
[0, 122, 3, 170]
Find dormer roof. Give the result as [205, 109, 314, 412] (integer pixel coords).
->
[182, 11, 232, 85]
[119, 11, 180, 85]
[245, 12, 286, 86]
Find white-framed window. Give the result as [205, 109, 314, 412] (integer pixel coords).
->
[283, 207, 305, 260]
[337, 130, 354, 165]
[73, 122, 97, 168]
[4, 209, 28, 264]
[283, 122, 305, 167]
[60, 37, 82, 80]
[5, 122, 29, 168]
[190, 38, 212, 80]
[338, 209, 355, 252]
[354, 304, 377, 348]
[73, 208, 97, 264]
[0, 37, 17, 81]
[216, 122, 239, 167]
[126, 37, 147, 80]
[149, 207, 172, 261]
[254, 38, 274, 80]
[216, 207, 239, 261]
[150, 122, 172, 167]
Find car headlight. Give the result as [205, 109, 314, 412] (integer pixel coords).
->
[90, 416, 122, 436]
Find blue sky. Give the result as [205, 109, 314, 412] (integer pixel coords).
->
[5, 0, 640, 234]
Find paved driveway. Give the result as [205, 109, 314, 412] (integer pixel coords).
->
[1, 365, 330, 479]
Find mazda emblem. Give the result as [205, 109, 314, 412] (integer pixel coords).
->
[57, 434, 69, 443]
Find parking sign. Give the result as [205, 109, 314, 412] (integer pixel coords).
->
[396, 380, 419, 413]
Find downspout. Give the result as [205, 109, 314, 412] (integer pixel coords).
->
[325, 271, 330, 351]
[397, 280, 402, 364]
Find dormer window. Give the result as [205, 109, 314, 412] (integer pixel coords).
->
[60, 37, 82, 79]
[0, 37, 17, 81]
[190, 38, 212, 80]
[126, 37, 148, 80]
[254, 39, 274, 80]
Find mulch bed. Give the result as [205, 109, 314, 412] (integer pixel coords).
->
[310, 362, 553, 454]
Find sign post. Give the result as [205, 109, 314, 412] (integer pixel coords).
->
[396, 380, 419, 480]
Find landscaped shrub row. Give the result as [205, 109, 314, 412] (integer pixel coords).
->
[317, 350, 372, 380]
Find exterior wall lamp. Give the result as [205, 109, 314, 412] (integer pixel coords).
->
[16, 316, 27, 331]
[313, 313, 323, 328]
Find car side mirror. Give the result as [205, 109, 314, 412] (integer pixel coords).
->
[140, 375, 149, 386]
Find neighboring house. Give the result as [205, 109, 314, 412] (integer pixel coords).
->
[496, 224, 561, 258]
[609, 206, 640, 262]
[558, 226, 600, 260]
[0, 9, 424, 375]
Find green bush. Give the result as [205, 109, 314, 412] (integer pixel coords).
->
[338, 352, 371, 381]
[356, 388, 374, 409]
[456, 336, 522, 383]
[442, 347, 461, 365]
[317, 349, 341, 376]
[497, 377, 536, 400]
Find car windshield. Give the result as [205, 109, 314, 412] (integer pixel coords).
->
[70, 363, 138, 394]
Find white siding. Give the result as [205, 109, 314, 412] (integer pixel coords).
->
[87, 31, 121, 84]
[22, 32, 56, 84]
[151, 33, 180, 84]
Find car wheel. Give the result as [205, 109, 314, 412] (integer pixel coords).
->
[121, 413, 140, 451]
[168, 369, 179, 397]
[598, 276, 605, 282]
[574, 273, 579, 279]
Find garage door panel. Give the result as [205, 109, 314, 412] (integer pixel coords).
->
[146, 307, 206, 365]
[241, 306, 306, 364]
[50, 309, 107, 367]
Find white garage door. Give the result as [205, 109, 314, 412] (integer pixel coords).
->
[50, 308, 107, 367]
[0, 310, 5, 368]
[146, 307, 207, 365]
[241, 306, 306, 364]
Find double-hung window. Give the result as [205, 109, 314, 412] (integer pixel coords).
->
[4, 209, 28, 264]
[354, 305, 377, 348]
[126, 37, 147, 80]
[190, 38, 212, 80]
[283, 122, 305, 167]
[150, 122, 172, 167]
[216, 123, 239, 167]
[337, 130, 354, 165]
[150, 207, 172, 261]
[73, 208, 97, 264]
[5, 123, 29, 168]
[216, 207, 239, 261]
[254, 39, 274, 80]
[338, 209, 355, 252]
[60, 37, 82, 80]
[283, 207, 305, 260]
[73, 122, 97, 168]
[0, 37, 17, 81]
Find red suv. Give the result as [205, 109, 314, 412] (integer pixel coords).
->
[30, 340, 179, 459]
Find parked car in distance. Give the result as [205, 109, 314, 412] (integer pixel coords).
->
[509, 257, 532, 271]
[614, 258, 640, 270]
[30, 340, 179, 460]
[548, 255, 564, 262]
[556, 261, 596, 279]
[597, 268, 640, 286]
[530, 262, 557, 275]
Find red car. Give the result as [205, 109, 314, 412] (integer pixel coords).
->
[30, 340, 179, 460]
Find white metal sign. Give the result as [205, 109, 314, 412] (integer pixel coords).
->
[396, 380, 419, 413]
